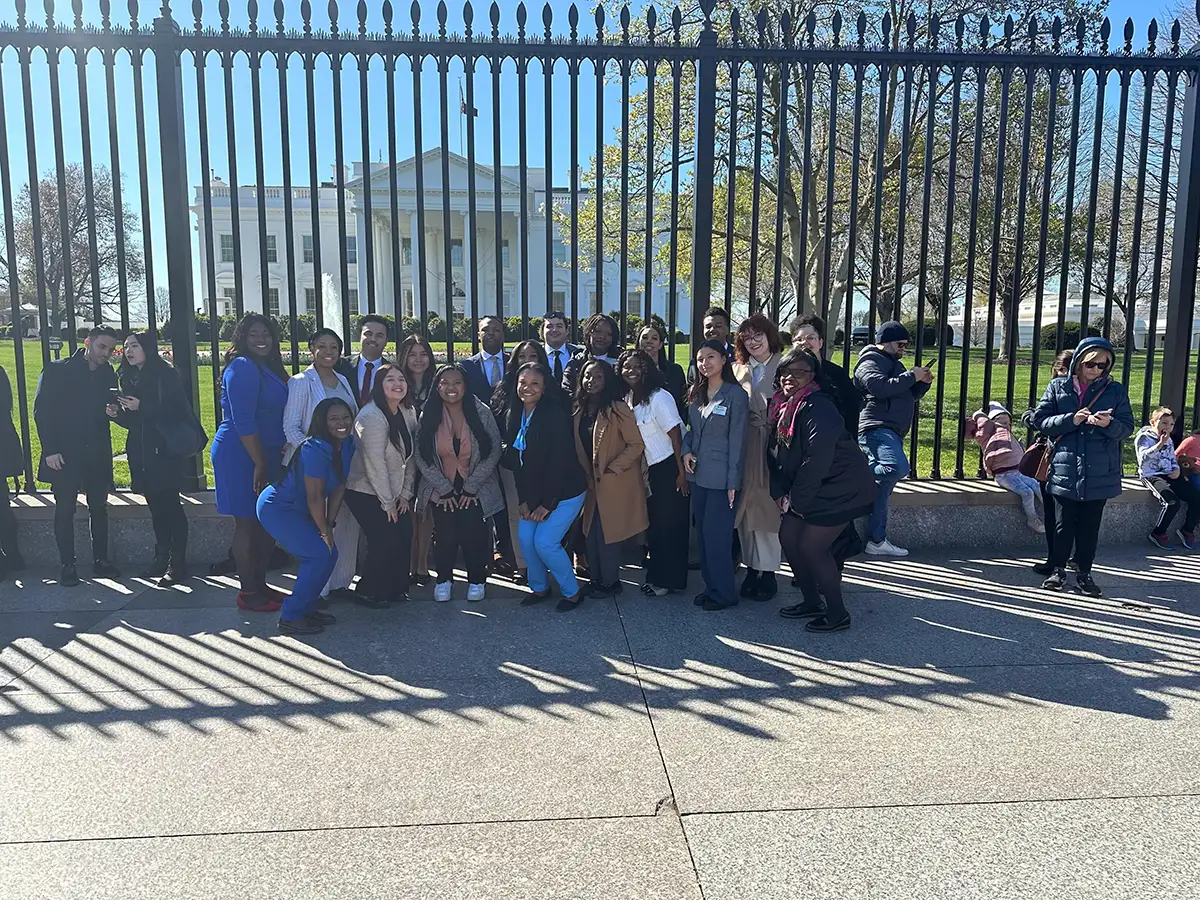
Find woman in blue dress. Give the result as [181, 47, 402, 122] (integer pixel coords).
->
[210, 314, 290, 612]
[257, 398, 356, 636]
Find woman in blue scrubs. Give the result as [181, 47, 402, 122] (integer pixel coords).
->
[257, 398, 356, 636]
[209, 314, 290, 612]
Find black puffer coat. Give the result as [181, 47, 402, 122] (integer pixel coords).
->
[1, 365, 24, 479]
[1030, 337, 1135, 502]
[114, 362, 189, 495]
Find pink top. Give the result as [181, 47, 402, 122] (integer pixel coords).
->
[969, 415, 1026, 476]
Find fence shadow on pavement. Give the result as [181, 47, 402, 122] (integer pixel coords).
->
[1, 550, 1199, 743]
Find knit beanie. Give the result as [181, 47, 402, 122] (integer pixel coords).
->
[876, 321, 911, 344]
[986, 401, 1011, 421]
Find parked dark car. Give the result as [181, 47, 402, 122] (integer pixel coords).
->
[851, 326, 871, 346]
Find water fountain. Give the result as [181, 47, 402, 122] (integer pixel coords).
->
[320, 272, 342, 340]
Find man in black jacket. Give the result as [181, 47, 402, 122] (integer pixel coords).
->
[334, 314, 392, 408]
[34, 326, 122, 585]
[0, 364, 25, 577]
[852, 321, 933, 559]
[790, 313, 863, 438]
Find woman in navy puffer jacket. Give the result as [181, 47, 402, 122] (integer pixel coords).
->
[1031, 336, 1134, 596]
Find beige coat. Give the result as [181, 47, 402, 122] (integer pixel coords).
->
[573, 401, 649, 544]
[733, 354, 782, 532]
[346, 401, 418, 513]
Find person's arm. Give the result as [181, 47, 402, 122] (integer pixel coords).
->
[327, 482, 346, 530]
[725, 388, 748, 490]
[355, 410, 398, 512]
[1102, 385, 1136, 443]
[282, 373, 310, 453]
[854, 355, 919, 399]
[462, 400, 503, 494]
[788, 403, 840, 512]
[399, 409, 418, 507]
[1030, 382, 1078, 437]
[227, 359, 271, 490]
[305, 473, 334, 549]
[33, 366, 65, 465]
[605, 404, 646, 475]
[912, 378, 934, 400]
[414, 442, 457, 501]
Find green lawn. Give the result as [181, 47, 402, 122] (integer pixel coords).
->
[2, 338, 1189, 489]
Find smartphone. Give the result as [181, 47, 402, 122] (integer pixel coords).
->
[108, 387, 120, 402]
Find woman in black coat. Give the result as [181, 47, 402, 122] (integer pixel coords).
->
[768, 347, 877, 633]
[638, 322, 687, 419]
[0, 364, 24, 576]
[111, 331, 192, 584]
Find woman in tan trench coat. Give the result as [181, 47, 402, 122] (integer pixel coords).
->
[732, 313, 785, 600]
[573, 358, 648, 599]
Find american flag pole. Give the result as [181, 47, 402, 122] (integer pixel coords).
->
[458, 77, 465, 157]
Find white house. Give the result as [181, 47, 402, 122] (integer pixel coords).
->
[192, 148, 689, 327]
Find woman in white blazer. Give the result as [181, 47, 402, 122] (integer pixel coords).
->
[344, 363, 419, 605]
[283, 328, 360, 597]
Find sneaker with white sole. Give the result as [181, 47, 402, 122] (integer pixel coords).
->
[466, 583, 486, 603]
[1027, 516, 1046, 534]
[433, 581, 453, 602]
[866, 539, 909, 557]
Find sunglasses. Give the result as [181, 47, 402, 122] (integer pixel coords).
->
[780, 368, 813, 379]
[896, 341, 910, 350]
[1082, 360, 1110, 371]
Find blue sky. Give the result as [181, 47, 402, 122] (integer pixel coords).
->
[0, 0, 1177, 317]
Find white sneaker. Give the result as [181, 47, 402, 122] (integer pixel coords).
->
[467, 583, 486, 603]
[866, 539, 909, 557]
[433, 581, 452, 602]
[1027, 516, 1046, 534]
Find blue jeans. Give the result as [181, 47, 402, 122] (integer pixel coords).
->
[858, 427, 910, 543]
[518, 491, 586, 597]
[692, 486, 738, 607]
[257, 495, 338, 622]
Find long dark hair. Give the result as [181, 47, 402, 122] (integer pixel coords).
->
[492, 340, 549, 418]
[503, 362, 555, 439]
[224, 313, 288, 382]
[417, 364, 493, 467]
[573, 358, 624, 416]
[398, 334, 437, 408]
[287, 396, 354, 488]
[117, 330, 170, 394]
[616, 348, 664, 408]
[582, 313, 623, 358]
[688, 339, 737, 406]
[368, 362, 414, 457]
[638, 319, 672, 372]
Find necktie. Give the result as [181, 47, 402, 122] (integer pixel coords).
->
[360, 361, 374, 406]
[488, 355, 501, 387]
[552, 350, 563, 383]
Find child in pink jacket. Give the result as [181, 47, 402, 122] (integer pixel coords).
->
[965, 402, 1045, 533]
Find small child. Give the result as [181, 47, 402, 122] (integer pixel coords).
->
[1135, 407, 1200, 550]
[966, 401, 1045, 533]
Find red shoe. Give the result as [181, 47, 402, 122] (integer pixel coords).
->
[260, 584, 288, 604]
[237, 591, 283, 613]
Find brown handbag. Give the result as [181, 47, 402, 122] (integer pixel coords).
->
[1018, 437, 1053, 482]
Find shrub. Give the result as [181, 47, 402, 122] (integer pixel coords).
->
[452, 315, 474, 342]
[218, 314, 238, 340]
[399, 317, 423, 339]
[426, 314, 448, 341]
[1040, 321, 1100, 349]
[900, 318, 953, 348]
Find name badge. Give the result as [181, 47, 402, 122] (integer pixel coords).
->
[712, 402, 728, 417]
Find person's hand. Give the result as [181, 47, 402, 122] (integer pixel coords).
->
[675, 470, 690, 497]
[458, 494, 479, 510]
[45, 453, 64, 471]
[530, 505, 550, 523]
[320, 531, 335, 552]
[118, 395, 140, 411]
[253, 464, 268, 494]
[1073, 408, 1091, 425]
[1089, 411, 1112, 429]
[727, 488, 736, 509]
[434, 495, 455, 511]
[778, 495, 791, 514]
[683, 453, 697, 474]
[913, 366, 933, 384]
[386, 505, 399, 523]
[1168, 467, 1181, 480]
[518, 502, 530, 521]
[396, 498, 409, 516]
[105, 403, 120, 418]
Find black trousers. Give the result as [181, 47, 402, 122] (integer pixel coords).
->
[779, 514, 848, 621]
[344, 489, 413, 599]
[1039, 480, 1057, 561]
[145, 488, 188, 565]
[1145, 476, 1200, 537]
[0, 477, 20, 561]
[1049, 497, 1107, 574]
[51, 460, 111, 566]
[432, 500, 491, 584]
[585, 507, 622, 588]
[645, 457, 689, 590]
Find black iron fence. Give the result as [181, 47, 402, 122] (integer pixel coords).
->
[2, 0, 1200, 491]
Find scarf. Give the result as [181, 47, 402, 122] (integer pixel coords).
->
[769, 382, 821, 449]
[436, 407, 472, 484]
[514, 407, 534, 465]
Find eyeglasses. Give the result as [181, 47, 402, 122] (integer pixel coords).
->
[1082, 360, 1110, 371]
[896, 341, 910, 350]
[780, 368, 813, 379]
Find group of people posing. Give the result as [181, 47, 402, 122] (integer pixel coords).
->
[3, 307, 1193, 634]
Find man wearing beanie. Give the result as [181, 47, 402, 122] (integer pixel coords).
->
[852, 321, 934, 556]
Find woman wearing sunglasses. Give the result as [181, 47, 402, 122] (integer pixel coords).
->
[1031, 337, 1135, 596]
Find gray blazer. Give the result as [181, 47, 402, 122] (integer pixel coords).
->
[414, 396, 505, 518]
[682, 381, 749, 491]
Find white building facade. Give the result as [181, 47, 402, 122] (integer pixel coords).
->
[192, 149, 689, 327]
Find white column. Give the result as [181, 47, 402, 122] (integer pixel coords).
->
[410, 211, 422, 317]
[461, 211, 472, 316]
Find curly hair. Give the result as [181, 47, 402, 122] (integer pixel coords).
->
[616, 348, 665, 408]
[224, 313, 287, 382]
[733, 313, 783, 365]
[573, 358, 624, 415]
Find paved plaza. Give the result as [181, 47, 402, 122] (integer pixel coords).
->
[2, 547, 1199, 898]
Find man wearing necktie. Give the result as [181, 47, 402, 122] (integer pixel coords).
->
[541, 311, 579, 386]
[335, 315, 391, 408]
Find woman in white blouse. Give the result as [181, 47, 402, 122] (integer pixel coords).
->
[344, 364, 419, 605]
[283, 327, 360, 597]
[618, 348, 690, 596]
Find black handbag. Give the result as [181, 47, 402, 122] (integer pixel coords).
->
[832, 520, 865, 563]
[154, 377, 209, 458]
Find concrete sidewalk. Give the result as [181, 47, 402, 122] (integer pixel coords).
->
[2, 548, 1199, 898]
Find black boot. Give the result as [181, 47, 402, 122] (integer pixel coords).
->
[739, 568, 761, 598]
[756, 571, 778, 601]
[141, 554, 170, 579]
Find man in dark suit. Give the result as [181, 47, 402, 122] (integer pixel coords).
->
[460, 315, 508, 404]
[335, 314, 392, 408]
[34, 326, 121, 585]
[541, 311, 579, 386]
